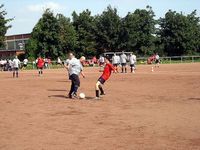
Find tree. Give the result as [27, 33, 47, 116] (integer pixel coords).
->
[95, 6, 121, 54]
[119, 6, 156, 56]
[27, 9, 60, 59]
[0, 4, 12, 48]
[158, 10, 200, 56]
[57, 14, 77, 57]
[72, 9, 97, 57]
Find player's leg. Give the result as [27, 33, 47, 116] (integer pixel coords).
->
[16, 68, 19, 78]
[13, 68, 15, 78]
[125, 64, 127, 73]
[95, 81, 101, 98]
[72, 75, 80, 98]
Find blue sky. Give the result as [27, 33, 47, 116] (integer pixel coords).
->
[1, 0, 200, 35]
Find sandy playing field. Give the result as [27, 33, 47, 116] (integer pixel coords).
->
[0, 63, 200, 150]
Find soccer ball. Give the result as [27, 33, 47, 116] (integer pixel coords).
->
[79, 93, 85, 99]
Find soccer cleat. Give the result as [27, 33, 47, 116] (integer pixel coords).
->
[94, 97, 101, 100]
[100, 92, 106, 95]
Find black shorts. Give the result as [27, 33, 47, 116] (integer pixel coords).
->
[69, 74, 80, 87]
[130, 64, 135, 68]
[155, 59, 159, 63]
[98, 77, 105, 84]
[23, 64, 27, 67]
[121, 63, 126, 66]
[13, 67, 19, 71]
[113, 64, 118, 67]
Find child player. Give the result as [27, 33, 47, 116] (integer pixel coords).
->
[95, 57, 116, 99]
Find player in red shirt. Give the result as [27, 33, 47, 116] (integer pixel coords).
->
[95, 57, 116, 99]
[36, 56, 44, 76]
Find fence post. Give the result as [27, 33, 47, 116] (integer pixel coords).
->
[170, 57, 171, 64]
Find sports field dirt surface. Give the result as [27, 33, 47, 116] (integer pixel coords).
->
[0, 63, 200, 150]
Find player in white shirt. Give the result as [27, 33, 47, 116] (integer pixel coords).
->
[22, 58, 28, 70]
[155, 53, 160, 67]
[120, 51, 127, 73]
[112, 53, 119, 73]
[12, 56, 21, 78]
[129, 53, 137, 73]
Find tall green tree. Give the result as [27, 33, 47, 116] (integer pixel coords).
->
[27, 9, 60, 59]
[158, 10, 200, 56]
[72, 9, 96, 57]
[0, 4, 12, 48]
[119, 6, 156, 56]
[95, 6, 121, 54]
[57, 14, 77, 56]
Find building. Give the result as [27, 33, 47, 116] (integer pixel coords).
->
[0, 33, 31, 59]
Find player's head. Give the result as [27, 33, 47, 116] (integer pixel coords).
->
[104, 56, 110, 63]
[80, 56, 86, 62]
[15, 55, 18, 59]
[68, 53, 74, 60]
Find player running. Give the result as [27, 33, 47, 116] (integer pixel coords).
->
[95, 57, 116, 99]
[67, 54, 86, 99]
[12, 56, 21, 78]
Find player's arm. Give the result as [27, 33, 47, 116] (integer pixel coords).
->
[80, 71, 85, 78]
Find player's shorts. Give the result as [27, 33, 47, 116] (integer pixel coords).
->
[130, 64, 135, 68]
[37, 67, 43, 69]
[121, 63, 126, 66]
[69, 74, 80, 87]
[23, 64, 27, 67]
[13, 67, 19, 71]
[113, 64, 118, 67]
[155, 59, 159, 63]
[98, 76, 106, 84]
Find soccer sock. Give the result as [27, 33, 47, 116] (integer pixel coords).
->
[13, 72, 15, 78]
[125, 67, 127, 73]
[122, 67, 124, 73]
[96, 90, 100, 97]
[99, 85, 104, 95]
[131, 67, 133, 72]
[16, 72, 18, 78]
[41, 70, 43, 74]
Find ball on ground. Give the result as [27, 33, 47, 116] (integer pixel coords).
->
[79, 93, 85, 99]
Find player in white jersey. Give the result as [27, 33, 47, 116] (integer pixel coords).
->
[120, 51, 127, 73]
[129, 53, 137, 73]
[12, 56, 21, 78]
[112, 53, 119, 73]
[155, 53, 160, 67]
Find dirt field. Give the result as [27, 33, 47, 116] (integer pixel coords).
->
[0, 63, 200, 150]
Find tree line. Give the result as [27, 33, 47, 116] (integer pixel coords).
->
[1, 5, 200, 60]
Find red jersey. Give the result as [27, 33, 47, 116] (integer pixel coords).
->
[101, 63, 115, 81]
[37, 58, 44, 68]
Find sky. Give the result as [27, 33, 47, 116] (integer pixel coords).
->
[1, 0, 200, 35]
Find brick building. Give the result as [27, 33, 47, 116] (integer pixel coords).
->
[0, 33, 31, 59]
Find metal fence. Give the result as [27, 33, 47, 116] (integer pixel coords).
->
[137, 56, 200, 64]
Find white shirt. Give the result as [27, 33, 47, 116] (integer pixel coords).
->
[99, 56, 105, 63]
[120, 53, 127, 63]
[129, 54, 137, 64]
[68, 57, 83, 76]
[23, 59, 28, 65]
[156, 54, 159, 60]
[112, 55, 118, 64]
[13, 58, 21, 68]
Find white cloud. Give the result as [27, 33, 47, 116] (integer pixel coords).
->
[27, 2, 65, 13]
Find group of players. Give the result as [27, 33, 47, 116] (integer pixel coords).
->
[1, 52, 159, 100]
[64, 51, 138, 100]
